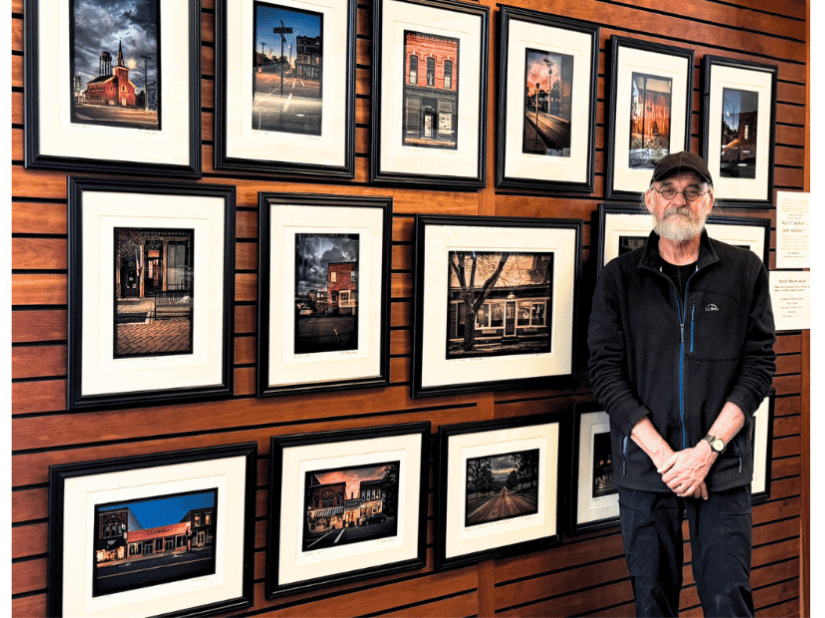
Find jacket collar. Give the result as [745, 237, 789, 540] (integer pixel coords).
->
[637, 228, 720, 273]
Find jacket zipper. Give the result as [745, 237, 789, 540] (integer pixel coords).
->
[670, 268, 700, 450]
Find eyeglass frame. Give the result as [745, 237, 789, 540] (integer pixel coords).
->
[650, 186, 711, 203]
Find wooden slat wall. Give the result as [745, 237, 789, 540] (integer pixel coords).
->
[11, 0, 808, 616]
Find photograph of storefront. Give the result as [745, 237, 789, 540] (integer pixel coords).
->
[465, 449, 539, 526]
[402, 30, 459, 149]
[302, 463, 399, 551]
[591, 432, 617, 498]
[720, 87, 758, 178]
[113, 227, 194, 358]
[446, 252, 554, 358]
[522, 49, 573, 156]
[92, 490, 217, 597]
[629, 72, 672, 169]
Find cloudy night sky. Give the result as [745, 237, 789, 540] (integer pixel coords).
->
[310, 464, 393, 500]
[72, 0, 159, 92]
[295, 234, 359, 294]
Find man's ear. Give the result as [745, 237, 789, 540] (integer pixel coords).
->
[643, 188, 655, 214]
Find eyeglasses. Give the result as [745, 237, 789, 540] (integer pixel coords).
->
[653, 187, 709, 203]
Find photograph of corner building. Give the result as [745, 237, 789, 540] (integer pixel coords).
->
[402, 31, 459, 149]
[629, 73, 672, 170]
[721, 87, 758, 179]
[92, 490, 217, 597]
[114, 227, 194, 358]
[446, 251, 554, 358]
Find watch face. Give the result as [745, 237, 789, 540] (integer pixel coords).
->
[711, 438, 725, 452]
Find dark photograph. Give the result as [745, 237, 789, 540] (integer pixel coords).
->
[294, 233, 359, 354]
[92, 489, 217, 597]
[114, 227, 194, 358]
[720, 87, 758, 179]
[70, 0, 160, 130]
[522, 49, 573, 156]
[591, 432, 617, 498]
[465, 449, 539, 526]
[618, 235, 647, 256]
[253, 2, 323, 135]
[402, 30, 459, 149]
[629, 72, 672, 169]
[302, 462, 400, 551]
[446, 252, 553, 358]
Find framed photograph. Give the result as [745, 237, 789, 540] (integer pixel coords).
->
[701, 56, 778, 206]
[605, 36, 694, 200]
[569, 402, 620, 534]
[67, 178, 235, 410]
[47, 443, 257, 618]
[267, 423, 429, 596]
[751, 390, 775, 503]
[412, 215, 581, 398]
[213, 0, 356, 178]
[257, 193, 392, 395]
[24, 0, 201, 177]
[436, 414, 564, 570]
[495, 6, 598, 193]
[596, 203, 771, 270]
[371, 0, 489, 189]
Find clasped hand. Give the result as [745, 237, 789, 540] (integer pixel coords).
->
[657, 444, 715, 500]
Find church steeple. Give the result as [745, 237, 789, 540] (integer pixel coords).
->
[117, 40, 125, 67]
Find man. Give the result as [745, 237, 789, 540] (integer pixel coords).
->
[588, 151, 775, 617]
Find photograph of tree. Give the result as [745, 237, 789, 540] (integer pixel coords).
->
[465, 449, 539, 526]
[591, 432, 617, 498]
[92, 490, 217, 597]
[402, 31, 459, 149]
[253, 2, 323, 135]
[522, 49, 573, 156]
[720, 87, 758, 179]
[629, 72, 672, 169]
[113, 227, 194, 358]
[294, 233, 359, 354]
[70, 0, 160, 130]
[446, 251, 553, 359]
[302, 462, 400, 551]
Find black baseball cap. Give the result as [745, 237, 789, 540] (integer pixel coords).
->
[651, 151, 714, 187]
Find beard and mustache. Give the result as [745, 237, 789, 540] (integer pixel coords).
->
[653, 205, 708, 243]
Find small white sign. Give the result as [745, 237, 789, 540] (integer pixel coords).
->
[776, 191, 810, 269]
[770, 271, 811, 331]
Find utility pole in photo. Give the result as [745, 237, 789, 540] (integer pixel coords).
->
[273, 20, 293, 96]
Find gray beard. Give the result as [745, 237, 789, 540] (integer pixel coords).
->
[653, 209, 707, 242]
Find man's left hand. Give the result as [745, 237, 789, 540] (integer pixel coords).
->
[657, 443, 716, 498]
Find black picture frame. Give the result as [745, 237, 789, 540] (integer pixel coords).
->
[569, 401, 620, 535]
[436, 414, 566, 571]
[266, 423, 430, 597]
[596, 203, 771, 272]
[605, 36, 694, 200]
[701, 56, 778, 207]
[24, 0, 201, 177]
[67, 177, 235, 410]
[47, 443, 257, 618]
[213, 0, 357, 179]
[495, 5, 598, 193]
[257, 193, 392, 396]
[751, 390, 775, 504]
[412, 214, 581, 398]
[371, 0, 489, 189]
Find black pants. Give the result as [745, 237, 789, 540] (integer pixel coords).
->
[618, 485, 754, 617]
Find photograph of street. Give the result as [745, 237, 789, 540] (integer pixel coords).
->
[618, 235, 647, 256]
[294, 233, 359, 354]
[302, 462, 400, 551]
[92, 490, 217, 597]
[522, 49, 573, 156]
[446, 251, 553, 359]
[629, 72, 672, 169]
[113, 227, 194, 359]
[591, 432, 617, 498]
[70, 0, 160, 130]
[721, 87, 758, 179]
[465, 449, 539, 526]
[253, 2, 323, 135]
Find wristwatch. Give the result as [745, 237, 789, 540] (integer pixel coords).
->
[703, 434, 726, 454]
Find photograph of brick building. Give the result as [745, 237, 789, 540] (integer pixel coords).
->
[522, 49, 573, 156]
[70, 0, 160, 130]
[720, 87, 758, 179]
[629, 72, 672, 169]
[402, 31, 459, 148]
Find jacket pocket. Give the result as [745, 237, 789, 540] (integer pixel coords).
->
[689, 291, 743, 361]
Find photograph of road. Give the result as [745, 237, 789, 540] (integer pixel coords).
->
[629, 72, 672, 170]
[465, 449, 539, 526]
[720, 87, 758, 179]
[522, 49, 573, 156]
[302, 462, 399, 551]
[591, 431, 617, 498]
[253, 2, 323, 135]
[70, 0, 160, 130]
[294, 233, 359, 354]
[92, 490, 217, 597]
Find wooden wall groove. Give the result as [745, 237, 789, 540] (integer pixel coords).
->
[10, 0, 808, 616]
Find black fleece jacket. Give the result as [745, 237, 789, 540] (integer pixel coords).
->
[588, 230, 776, 492]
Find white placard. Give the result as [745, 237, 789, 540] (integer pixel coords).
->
[769, 271, 810, 331]
[776, 191, 810, 269]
